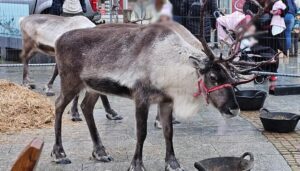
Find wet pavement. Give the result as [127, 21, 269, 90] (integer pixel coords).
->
[0, 57, 300, 171]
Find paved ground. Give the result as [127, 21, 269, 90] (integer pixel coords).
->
[0, 57, 300, 171]
[241, 111, 300, 171]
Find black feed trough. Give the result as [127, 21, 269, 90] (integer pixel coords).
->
[260, 108, 300, 133]
[194, 152, 254, 171]
[269, 84, 300, 96]
[235, 90, 267, 111]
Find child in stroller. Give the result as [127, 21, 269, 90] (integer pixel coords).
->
[217, 11, 279, 83]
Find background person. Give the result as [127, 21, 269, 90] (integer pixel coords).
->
[243, 0, 286, 53]
[50, 0, 62, 15]
[61, 0, 87, 17]
[130, 0, 157, 24]
[180, 0, 219, 43]
[157, 1, 173, 22]
[50, 0, 87, 16]
[291, 8, 300, 56]
[283, 0, 298, 55]
[243, 0, 283, 81]
[169, 0, 183, 24]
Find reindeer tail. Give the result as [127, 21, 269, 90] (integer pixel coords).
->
[19, 17, 25, 25]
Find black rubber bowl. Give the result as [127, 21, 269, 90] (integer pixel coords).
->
[260, 108, 300, 133]
[194, 152, 254, 171]
[235, 90, 267, 111]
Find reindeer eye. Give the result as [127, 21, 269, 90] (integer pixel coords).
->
[209, 73, 217, 82]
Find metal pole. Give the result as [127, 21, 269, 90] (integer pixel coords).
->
[250, 71, 300, 78]
[0, 63, 56, 67]
[115, 0, 119, 23]
[109, 0, 113, 23]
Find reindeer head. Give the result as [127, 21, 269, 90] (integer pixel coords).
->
[189, 0, 277, 118]
[189, 56, 239, 117]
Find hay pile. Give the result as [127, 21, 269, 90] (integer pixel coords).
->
[0, 80, 54, 132]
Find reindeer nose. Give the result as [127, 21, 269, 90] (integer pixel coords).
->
[229, 108, 240, 116]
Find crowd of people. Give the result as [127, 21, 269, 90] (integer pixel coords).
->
[169, 0, 300, 81]
[48, 0, 300, 68]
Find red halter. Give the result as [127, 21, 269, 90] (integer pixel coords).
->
[193, 79, 233, 104]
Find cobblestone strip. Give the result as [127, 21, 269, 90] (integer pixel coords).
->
[240, 111, 300, 171]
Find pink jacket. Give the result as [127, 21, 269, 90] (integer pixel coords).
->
[271, 0, 286, 34]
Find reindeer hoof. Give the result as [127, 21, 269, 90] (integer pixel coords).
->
[165, 158, 184, 171]
[23, 83, 36, 89]
[92, 151, 113, 162]
[29, 84, 36, 89]
[154, 120, 162, 129]
[71, 117, 82, 122]
[172, 120, 181, 124]
[43, 85, 55, 96]
[165, 165, 184, 171]
[105, 109, 123, 120]
[128, 162, 146, 171]
[71, 114, 82, 122]
[51, 151, 71, 164]
[53, 157, 72, 164]
[106, 113, 123, 120]
[69, 111, 82, 122]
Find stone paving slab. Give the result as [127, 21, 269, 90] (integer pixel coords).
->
[0, 58, 298, 171]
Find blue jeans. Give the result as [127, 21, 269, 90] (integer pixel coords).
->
[284, 13, 295, 50]
[173, 15, 183, 24]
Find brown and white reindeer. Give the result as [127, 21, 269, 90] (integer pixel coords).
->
[51, 1, 275, 170]
[19, 14, 122, 121]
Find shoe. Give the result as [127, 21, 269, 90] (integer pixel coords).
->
[291, 53, 298, 57]
[269, 76, 278, 81]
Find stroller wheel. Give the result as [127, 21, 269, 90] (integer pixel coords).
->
[254, 76, 266, 84]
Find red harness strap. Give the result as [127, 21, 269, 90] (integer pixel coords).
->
[193, 79, 233, 104]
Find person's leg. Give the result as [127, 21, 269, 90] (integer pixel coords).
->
[173, 15, 182, 24]
[291, 32, 295, 55]
[294, 33, 299, 56]
[50, 0, 62, 15]
[285, 14, 295, 52]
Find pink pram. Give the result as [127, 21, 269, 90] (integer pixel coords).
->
[216, 11, 247, 45]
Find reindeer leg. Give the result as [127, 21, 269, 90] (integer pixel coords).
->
[51, 90, 78, 164]
[81, 92, 113, 162]
[44, 64, 58, 96]
[154, 108, 162, 129]
[69, 94, 82, 122]
[101, 95, 123, 120]
[159, 100, 184, 171]
[21, 52, 35, 89]
[20, 33, 36, 89]
[128, 100, 149, 171]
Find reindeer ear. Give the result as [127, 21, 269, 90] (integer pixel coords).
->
[189, 56, 206, 71]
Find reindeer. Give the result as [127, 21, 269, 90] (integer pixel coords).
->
[51, 1, 277, 170]
[19, 14, 122, 121]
